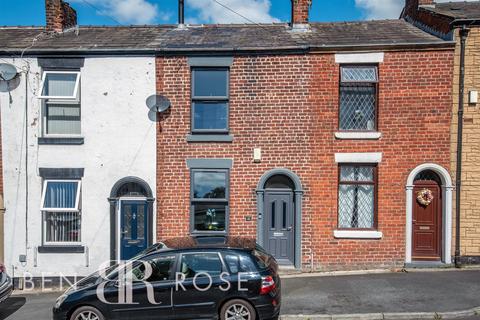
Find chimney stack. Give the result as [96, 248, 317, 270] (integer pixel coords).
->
[418, 0, 434, 5]
[291, 0, 312, 27]
[45, 0, 77, 33]
[402, 0, 435, 19]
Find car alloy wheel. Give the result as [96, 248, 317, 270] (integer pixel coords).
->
[70, 306, 105, 320]
[226, 304, 251, 320]
[75, 311, 100, 320]
[221, 299, 256, 320]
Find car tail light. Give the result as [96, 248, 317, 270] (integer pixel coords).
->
[0, 264, 5, 273]
[260, 275, 275, 295]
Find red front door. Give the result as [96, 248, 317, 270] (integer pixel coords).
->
[412, 181, 442, 261]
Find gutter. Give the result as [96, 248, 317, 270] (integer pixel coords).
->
[455, 25, 470, 268]
[452, 19, 480, 27]
[0, 41, 455, 56]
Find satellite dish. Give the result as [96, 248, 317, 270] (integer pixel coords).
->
[0, 63, 18, 81]
[146, 94, 171, 113]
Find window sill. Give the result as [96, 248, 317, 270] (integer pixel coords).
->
[335, 132, 382, 140]
[38, 245, 85, 253]
[187, 134, 233, 143]
[38, 137, 84, 145]
[333, 230, 383, 239]
[190, 231, 227, 236]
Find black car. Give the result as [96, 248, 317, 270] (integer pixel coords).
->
[53, 236, 281, 320]
[0, 263, 13, 303]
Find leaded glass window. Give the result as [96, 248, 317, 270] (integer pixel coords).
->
[191, 169, 229, 233]
[338, 165, 376, 229]
[339, 66, 378, 131]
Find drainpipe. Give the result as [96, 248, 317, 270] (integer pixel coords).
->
[455, 25, 469, 268]
[25, 71, 29, 256]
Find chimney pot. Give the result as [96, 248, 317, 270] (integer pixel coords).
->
[45, 0, 77, 33]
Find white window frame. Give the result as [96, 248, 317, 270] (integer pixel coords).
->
[43, 100, 82, 137]
[38, 71, 81, 100]
[40, 179, 82, 212]
[41, 179, 82, 246]
[42, 211, 82, 246]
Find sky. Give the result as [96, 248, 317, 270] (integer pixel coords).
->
[0, 0, 475, 26]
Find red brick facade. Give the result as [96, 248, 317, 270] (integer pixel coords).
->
[155, 49, 453, 270]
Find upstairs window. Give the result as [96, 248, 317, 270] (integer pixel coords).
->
[191, 68, 229, 133]
[39, 71, 80, 100]
[39, 71, 81, 136]
[41, 180, 82, 244]
[339, 66, 378, 131]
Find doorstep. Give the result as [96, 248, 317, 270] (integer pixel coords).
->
[404, 261, 454, 269]
[278, 265, 301, 276]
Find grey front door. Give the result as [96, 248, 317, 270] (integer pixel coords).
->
[264, 191, 295, 266]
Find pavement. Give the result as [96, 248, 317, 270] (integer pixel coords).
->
[281, 270, 480, 315]
[0, 269, 478, 320]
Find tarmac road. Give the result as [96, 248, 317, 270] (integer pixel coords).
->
[0, 270, 479, 320]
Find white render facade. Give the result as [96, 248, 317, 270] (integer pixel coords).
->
[0, 56, 157, 278]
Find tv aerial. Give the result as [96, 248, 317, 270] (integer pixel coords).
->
[0, 63, 18, 81]
[146, 94, 171, 113]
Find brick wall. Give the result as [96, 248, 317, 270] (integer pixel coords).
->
[450, 27, 480, 259]
[156, 49, 453, 270]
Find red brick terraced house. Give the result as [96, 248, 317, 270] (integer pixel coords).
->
[0, 0, 455, 276]
[155, 1, 455, 270]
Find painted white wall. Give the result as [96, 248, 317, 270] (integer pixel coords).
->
[0, 56, 157, 278]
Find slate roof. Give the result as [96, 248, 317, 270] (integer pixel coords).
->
[0, 20, 451, 55]
[425, 1, 480, 20]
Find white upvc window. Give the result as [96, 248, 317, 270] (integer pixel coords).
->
[39, 71, 82, 136]
[38, 71, 81, 100]
[41, 180, 82, 245]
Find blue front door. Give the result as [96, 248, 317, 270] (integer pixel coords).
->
[120, 200, 148, 260]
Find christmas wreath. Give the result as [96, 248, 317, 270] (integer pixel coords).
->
[416, 188, 434, 206]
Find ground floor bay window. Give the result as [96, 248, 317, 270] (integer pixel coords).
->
[41, 180, 82, 244]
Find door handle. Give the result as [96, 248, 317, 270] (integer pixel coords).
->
[287, 226, 293, 231]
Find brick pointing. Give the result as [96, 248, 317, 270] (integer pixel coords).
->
[156, 50, 453, 270]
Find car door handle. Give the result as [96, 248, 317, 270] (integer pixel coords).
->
[287, 226, 293, 231]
